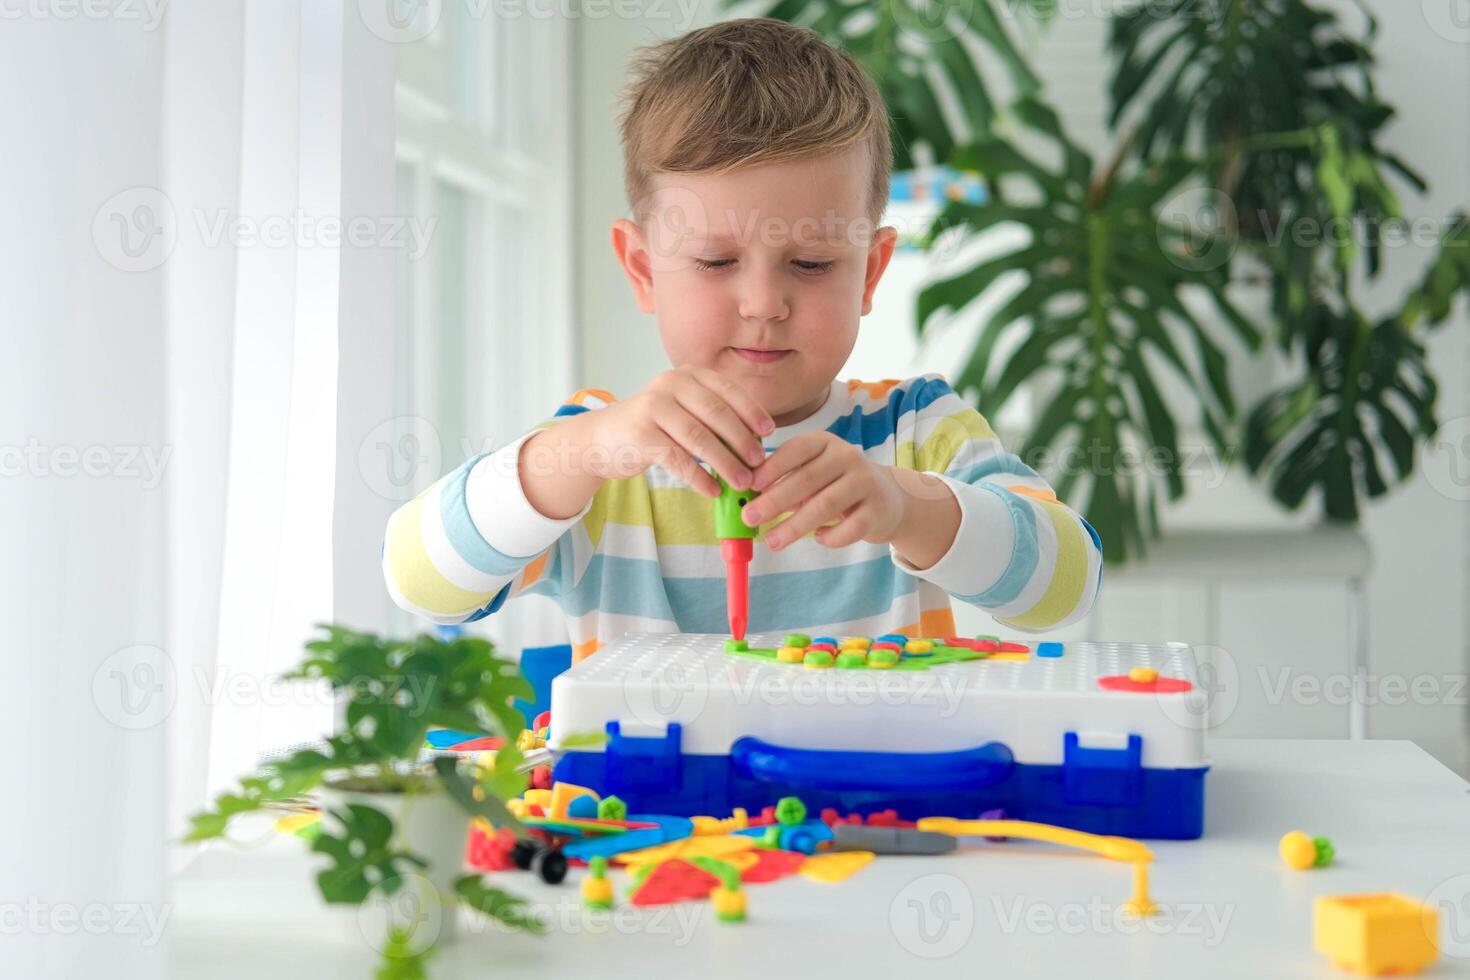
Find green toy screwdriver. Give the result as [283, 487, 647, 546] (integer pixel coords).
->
[714, 476, 760, 641]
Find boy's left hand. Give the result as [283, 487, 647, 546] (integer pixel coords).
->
[742, 432, 906, 550]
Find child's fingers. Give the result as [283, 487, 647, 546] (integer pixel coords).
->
[741, 450, 833, 526]
[676, 376, 767, 470]
[766, 477, 859, 550]
[650, 440, 721, 498]
[813, 502, 867, 548]
[750, 433, 825, 492]
[654, 404, 752, 491]
[691, 367, 775, 442]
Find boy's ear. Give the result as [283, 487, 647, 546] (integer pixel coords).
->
[611, 218, 657, 314]
[860, 225, 899, 316]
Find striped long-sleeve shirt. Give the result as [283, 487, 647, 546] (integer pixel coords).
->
[383, 374, 1103, 662]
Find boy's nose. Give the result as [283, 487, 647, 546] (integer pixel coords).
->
[737, 271, 790, 322]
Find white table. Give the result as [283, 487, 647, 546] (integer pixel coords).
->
[170, 740, 1470, 980]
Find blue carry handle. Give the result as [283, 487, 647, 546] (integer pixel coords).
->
[730, 737, 1014, 793]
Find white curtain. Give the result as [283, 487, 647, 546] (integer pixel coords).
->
[163, 0, 398, 859]
[2, 14, 170, 980]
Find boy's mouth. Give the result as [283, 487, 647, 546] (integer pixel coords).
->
[730, 346, 791, 364]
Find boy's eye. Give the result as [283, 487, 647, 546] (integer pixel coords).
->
[691, 258, 834, 274]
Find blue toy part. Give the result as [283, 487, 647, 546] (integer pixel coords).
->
[1036, 642, 1064, 658]
[604, 721, 684, 793]
[425, 728, 485, 748]
[514, 643, 572, 724]
[731, 737, 1015, 793]
[1062, 732, 1142, 807]
[553, 728, 1208, 840]
[567, 794, 599, 819]
[733, 819, 833, 855]
[561, 814, 694, 861]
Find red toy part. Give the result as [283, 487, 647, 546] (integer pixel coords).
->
[747, 806, 777, 827]
[466, 824, 517, 871]
[530, 766, 552, 790]
[741, 848, 807, 883]
[1098, 674, 1194, 694]
[863, 809, 914, 829]
[533, 710, 551, 731]
[722, 538, 751, 641]
[817, 807, 914, 829]
[446, 736, 504, 752]
[630, 859, 721, 907]
[997, 641, 1029, 653]
[819, 808, 862, 828]
[947, 637, 999, 652]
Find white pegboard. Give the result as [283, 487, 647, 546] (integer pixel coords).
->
[550, 633, 1210, 769]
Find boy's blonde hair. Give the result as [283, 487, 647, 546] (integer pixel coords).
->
[618, 18, 892, 227]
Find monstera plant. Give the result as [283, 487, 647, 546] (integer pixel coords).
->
[742, 0, 1469, 559]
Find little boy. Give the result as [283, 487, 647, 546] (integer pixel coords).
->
[383, 19, 1102, 661]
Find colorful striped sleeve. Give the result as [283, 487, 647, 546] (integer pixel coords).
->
[889, 373, 1103, 632]
[381, 389, 614, 625]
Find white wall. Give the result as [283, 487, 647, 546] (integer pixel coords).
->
[571, 4, 1470, 766]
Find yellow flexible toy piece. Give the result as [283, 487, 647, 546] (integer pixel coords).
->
[917, 818, 1157, 916]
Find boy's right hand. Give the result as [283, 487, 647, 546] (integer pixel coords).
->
[589, 366, 775, 498]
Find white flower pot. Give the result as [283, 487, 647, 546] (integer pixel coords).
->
[314, 784, 472, 953]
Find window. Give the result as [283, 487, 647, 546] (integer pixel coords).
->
[389, 6, 575, 652]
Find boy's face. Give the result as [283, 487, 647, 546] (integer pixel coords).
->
[612, 147, 898, 426]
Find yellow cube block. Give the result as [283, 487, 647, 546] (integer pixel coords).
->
[547, 781, 599, 820]
[1314, 893, 1438, 975]
[840, 636, 871, 650]
[776, 646, 806, 663]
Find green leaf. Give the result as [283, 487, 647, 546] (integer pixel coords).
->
[375, 927, 436, 980]
[312, 803, 427, 905]
[1244, 307, 1436, 520]
[456, 876, 545, 934]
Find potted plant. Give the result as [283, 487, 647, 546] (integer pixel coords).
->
[184, 625, 547, 978]
[747, 0, 1469, 562]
